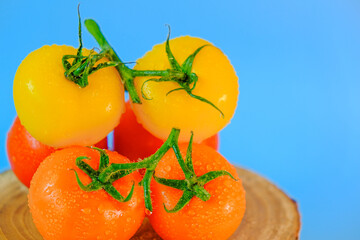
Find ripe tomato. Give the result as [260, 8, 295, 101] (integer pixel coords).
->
[28, 146, 144, 240]
[13, 45, 124, 148]
[149, 144, 246, 240]
[93, 137, 108, 150]
[114, 102, 219, 162]
[6, 117, 108, 188]
[7, 117, 56, 187]
[132, 36, 238, 143]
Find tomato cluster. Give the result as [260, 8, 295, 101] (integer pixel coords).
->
[8, 11, 245, 240]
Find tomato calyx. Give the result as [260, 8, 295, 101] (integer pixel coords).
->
[153, 132, 236, 213]
[62, 7, 119, 88]
[71, 147, 135, 202]
[137, 27, 225, 118]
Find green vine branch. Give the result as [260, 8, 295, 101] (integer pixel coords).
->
[72, 129, 236, 214]
[84, 19, 141, 103]
[82, 20, 224, 117]
[63, 9, 224, 115]
[98, 128, 181, 212]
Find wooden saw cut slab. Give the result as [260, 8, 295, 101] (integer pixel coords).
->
[0, 167, 300, 240]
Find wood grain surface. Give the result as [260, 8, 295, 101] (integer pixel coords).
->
[0, 167, 300, 240]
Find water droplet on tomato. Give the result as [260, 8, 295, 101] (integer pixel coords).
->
[81, 208, 91, 214]
[187, 210, 195, 216]
[224, 179, 233, 187]
[145, 209, 152, 216]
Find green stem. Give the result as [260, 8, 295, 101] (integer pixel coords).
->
[132, 70, 170, 77]
[97, 128, 180, 211]
[83, 19, 223, 117]
[98, 128, 180, 182]
[172, 143, 193, 179]
[146, 128, 180, 169]
[142, 170, 155, 212]
[84, 19, 141, 103]
[132, 69, 185, 80]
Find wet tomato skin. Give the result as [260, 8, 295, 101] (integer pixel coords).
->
[28, 147, 144, 240]
[132, 36, 238, 143]
[13, 45, 124, 148]
[149, 144, 246, 240]
[7, 117, 56, 187]
[7, 117, 108, 188]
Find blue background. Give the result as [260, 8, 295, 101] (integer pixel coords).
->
[1, 0, 359, 239]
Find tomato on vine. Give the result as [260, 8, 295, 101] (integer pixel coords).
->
[149, 143, 246, 240]
[28, 146, 144, 240]
[131, 34, 239, 143]
[114, 102, 219, 162]
[96, 129, 245, 239]
[85, 21, 239, 143]
[13, 12, 124, 148]
[6, 117, 107, 187]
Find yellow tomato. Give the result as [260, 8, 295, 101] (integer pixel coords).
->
[13, 45, 124, 148]
[132, 36, 239, 142]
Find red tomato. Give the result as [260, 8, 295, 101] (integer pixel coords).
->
[7, 117, 108, 187]
[94, 137, 108, 149]
[149, 143, 246, 240]
[7, 117, 56, 187]
[114, 102, 219, 162]
[28, 146, 144, 240]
